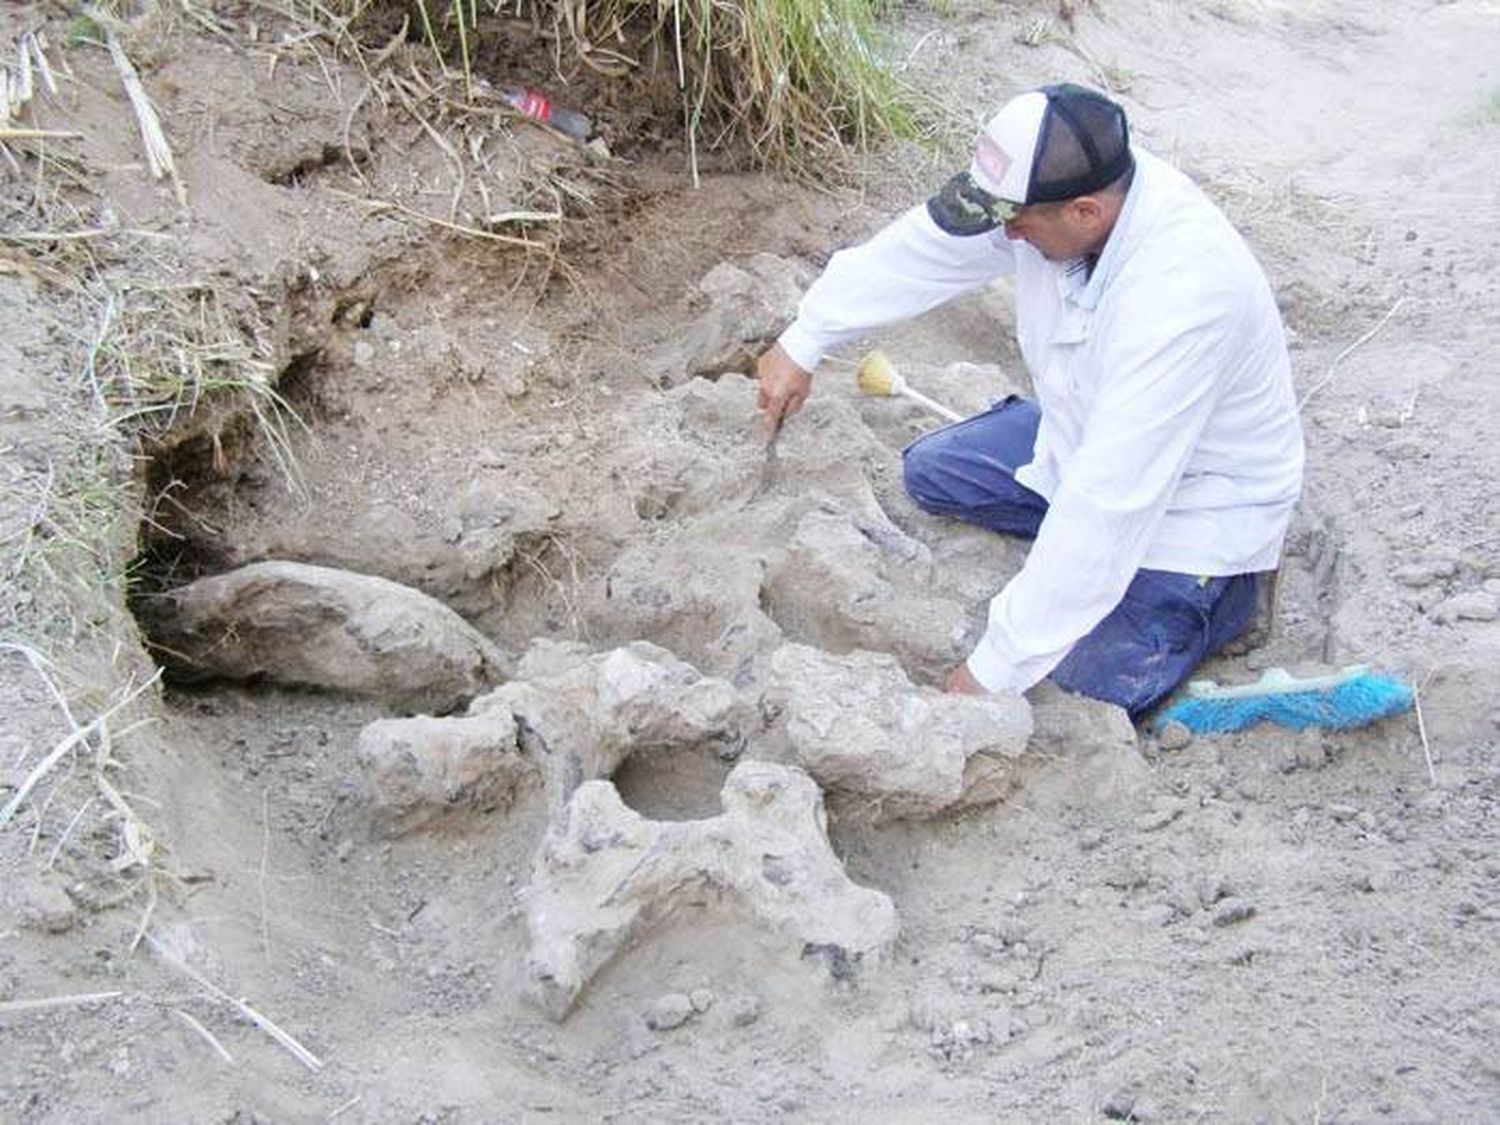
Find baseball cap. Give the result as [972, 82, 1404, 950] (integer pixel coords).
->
[928, 83, 1134, 237]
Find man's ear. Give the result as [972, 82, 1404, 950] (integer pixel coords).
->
[1071, 195, 1105, 225]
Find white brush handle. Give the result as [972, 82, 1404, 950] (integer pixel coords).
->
[1184, 664, 1372, 700]
[890, 373, 963, 422]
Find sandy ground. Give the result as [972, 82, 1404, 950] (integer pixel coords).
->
[3, 1, 1499, 1121]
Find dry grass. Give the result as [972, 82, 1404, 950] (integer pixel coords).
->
[93, 281, 304, 478]
[288, 0, 936, 181]
[1, 20, 308, 917]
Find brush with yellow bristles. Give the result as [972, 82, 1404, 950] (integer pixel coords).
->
[856, 350, 964, 422]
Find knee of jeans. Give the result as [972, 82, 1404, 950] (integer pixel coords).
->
[901, 440, 948, 511]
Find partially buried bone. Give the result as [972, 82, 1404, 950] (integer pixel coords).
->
[356, 641, 746, 834]
[525, 759, 897, 1019]
[473, 640, 746, 807]
[357, 711, 535, 836]
[766, 643, 1034, 818]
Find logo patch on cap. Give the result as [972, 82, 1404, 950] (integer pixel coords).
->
[974, 134, 1011, 195]
[926, 172, 1018, 237]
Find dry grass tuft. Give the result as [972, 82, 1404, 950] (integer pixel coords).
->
[92, 281, 304, 479]
[290, 0, 936, 181]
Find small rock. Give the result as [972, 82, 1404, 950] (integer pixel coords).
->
[1398, 503, 1425, 520]
[727, 993, 763, 1027]
[498, 369, 528, 398]
[1136, 902, 1177, 928]
[1101, 1089, 1137, 1120]
[1392, 564, 1436, 588]
[645, 993, 695, 1031]
[1226, 942, 1260, 967]
[1212, 897, 1256, 927]
[714, 735, 746, 763]
[1327, 803, 1359, 822]
[1196, 874, 1235, 908]
[1379, 438, 1424, 462]
[689, 988, 715, 1013]
[1433, 591, 1499, 624]
[335, 838, 354, 862]
[950, 1018, 989, 1046]
[1134, 799, 1186, 833]
[1272, 743, 1302, 775]
[1294, 736, 1328, 771]
[20, 882, 77, 934]
[1157, 720, 1193, 751]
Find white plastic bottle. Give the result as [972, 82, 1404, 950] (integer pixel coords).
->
[499, 85, 592, 141]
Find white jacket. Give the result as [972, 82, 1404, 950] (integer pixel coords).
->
[777, 149, 1304, 693]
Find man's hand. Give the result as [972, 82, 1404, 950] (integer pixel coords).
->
[755, 343, 812, 440]
[942, 662, 987, 695]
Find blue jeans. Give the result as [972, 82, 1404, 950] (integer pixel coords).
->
[902, 397, 1259, 719]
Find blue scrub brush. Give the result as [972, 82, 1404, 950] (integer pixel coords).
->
[1155, 664, 1414, 735]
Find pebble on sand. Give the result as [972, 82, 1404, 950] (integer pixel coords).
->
[1211, 898, 1257, 927]
[1432, 590, 1500, 624]
[645, 993, 696, 1031]
[1157, 720, 1194, 751]
[727, 993, 763, 1027]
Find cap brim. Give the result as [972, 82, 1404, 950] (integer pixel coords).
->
[926, 171, 1019, 237]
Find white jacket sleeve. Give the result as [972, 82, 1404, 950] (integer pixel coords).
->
[778, 205, 1017, 371]
[966, 273, 1242, 693]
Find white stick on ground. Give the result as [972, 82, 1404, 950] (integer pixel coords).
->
[105, 30, 187, 206]
[16, 37, 33, 105]
[1413, 683, 1436, 785]
[143, 932, 325, 1072]
[29, 33, 59, 96]
[0, 991, 123, 1015]
[0, 671, 161, 829]
[171, 1007, 236, 1064]
[1299, 297, 1405, 410]
[46, 796, 95, 869]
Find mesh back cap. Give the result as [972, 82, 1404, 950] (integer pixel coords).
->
[928, 84, 1134, 237]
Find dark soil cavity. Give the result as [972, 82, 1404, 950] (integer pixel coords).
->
[612, 743, 738, 822]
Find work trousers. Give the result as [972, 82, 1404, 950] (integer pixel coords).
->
[901, 397, 1259, 719]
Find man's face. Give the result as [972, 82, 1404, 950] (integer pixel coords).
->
[1002, 199, 1098, 261]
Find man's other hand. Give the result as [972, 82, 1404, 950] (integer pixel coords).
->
[755, 343, 812, 440]
[943, 663, 987, 695]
